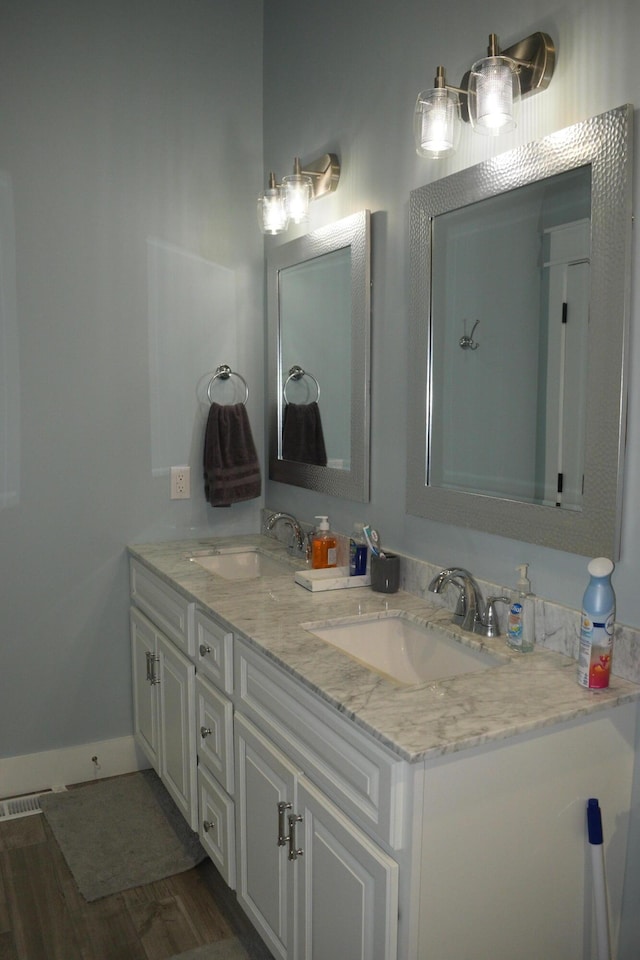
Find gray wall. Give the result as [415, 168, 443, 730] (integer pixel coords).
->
[0, 0, 264, 759]
[263, 0, 640, 628]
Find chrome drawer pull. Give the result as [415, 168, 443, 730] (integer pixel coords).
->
[277, 800, 292, 846]
[203, 820, 215, 833]
[200, 726, 212, 739]
[287, 813, 304, 860]
[150, 654, 160, 684]
[199, 643, 212, 657]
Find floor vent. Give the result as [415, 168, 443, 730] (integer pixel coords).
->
[0, 787, 66, 821]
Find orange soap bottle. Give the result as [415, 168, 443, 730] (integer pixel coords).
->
[311, 516, 337, 569]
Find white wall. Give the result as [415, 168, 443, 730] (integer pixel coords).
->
[263, 0, 640, 630]
[0, 0, 264, 761]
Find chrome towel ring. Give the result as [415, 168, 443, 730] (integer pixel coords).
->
[283, 365, 320, 404]
[206, 364, 249, 405]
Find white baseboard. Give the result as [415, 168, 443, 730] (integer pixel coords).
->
[0, 736, 149, 798]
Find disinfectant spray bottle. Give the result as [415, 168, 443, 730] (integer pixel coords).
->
[577, 557, 615, 689]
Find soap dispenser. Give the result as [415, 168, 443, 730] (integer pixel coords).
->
[311, 516, 337, 570]
[506, 563, 535, 653]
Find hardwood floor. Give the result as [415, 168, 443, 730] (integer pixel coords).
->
[0, 805, 272, 960]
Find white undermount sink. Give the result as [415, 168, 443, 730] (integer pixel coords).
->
[188, 548, 290, 580]
[303, 613, 504, 686]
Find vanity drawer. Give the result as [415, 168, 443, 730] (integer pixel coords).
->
[234, 639, 409, 850]
[196, 674, 234, 795]
[130, 560, 194, 656]
[196, 610, 233, 694]
[198, 763, 236, 890]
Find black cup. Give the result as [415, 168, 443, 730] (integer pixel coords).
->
[370, 553, 400, 593]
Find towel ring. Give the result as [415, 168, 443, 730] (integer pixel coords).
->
[206, 364, 249, 405]
[283, 365, 320, 405]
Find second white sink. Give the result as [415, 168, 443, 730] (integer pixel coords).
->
[189, 548, 290, 580]
[304, 613, 503, 686]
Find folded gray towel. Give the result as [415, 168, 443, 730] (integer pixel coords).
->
[282, 401, 327, 466]
[203, 403, 261, 507]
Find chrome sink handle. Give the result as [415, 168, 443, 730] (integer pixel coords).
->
[481, 596, 511, 638]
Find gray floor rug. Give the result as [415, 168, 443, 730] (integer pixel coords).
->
[40, 769, 206, 901]
[169, 940, 249, 960]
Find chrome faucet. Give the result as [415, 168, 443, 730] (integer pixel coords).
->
[265, 512, 306, 555]
[428, 567, 485, 633]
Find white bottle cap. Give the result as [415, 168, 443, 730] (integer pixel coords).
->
[588, 557, 614, 577]
[315, 515, 330, 531]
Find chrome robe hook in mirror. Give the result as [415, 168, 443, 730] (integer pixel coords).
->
[459, 319, 480, 350]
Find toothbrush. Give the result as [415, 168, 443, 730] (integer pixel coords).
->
[370, 528, 386, 558]
[362, 524, 385, 558]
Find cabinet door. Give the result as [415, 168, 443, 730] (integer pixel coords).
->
[296, 776, 399, 960]
[157, 632, 198, 830]
[235, 714, 300, 960]
[130, 608, 159, 769]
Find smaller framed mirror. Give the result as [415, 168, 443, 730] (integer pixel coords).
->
[268, 210, 371, 502]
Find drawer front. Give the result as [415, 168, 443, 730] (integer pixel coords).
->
[198, 763, 236, 890]
[235, 640, 408, 850]
[196, 674, 234, 795]
[196, 610, 233, 694]
[130, 560, 194, 656]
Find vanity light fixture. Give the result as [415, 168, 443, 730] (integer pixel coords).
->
[257, 172, 289, 235]
[257, 153, 341, 235]
[414, 31, 555, 159]
[414, 66, 462, 159]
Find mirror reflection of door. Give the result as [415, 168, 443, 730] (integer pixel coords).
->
[429, 166, 591, 509]
[539, 219, 590, 509]
[279, 247, 352, 469]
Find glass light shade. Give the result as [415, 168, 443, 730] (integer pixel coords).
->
[281, 173, 313, 224]
[414, 88, 461, 158]
[468, 55, 520, 135]
[257, 185, 289, 235]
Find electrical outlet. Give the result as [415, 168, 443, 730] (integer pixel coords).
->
[170, 465, 191, 499]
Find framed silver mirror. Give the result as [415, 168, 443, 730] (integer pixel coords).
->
[268, 210, 371, 502]
[407, 105, 633, 558]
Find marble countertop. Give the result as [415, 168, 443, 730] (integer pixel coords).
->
[128, 535, 640, 764]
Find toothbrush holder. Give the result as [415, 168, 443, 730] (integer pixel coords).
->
[370, 553, 400, 594]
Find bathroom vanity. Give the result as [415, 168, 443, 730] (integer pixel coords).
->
[129, 535, 640, 960]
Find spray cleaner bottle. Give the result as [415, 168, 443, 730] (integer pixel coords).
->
[577, 557, 615, 689]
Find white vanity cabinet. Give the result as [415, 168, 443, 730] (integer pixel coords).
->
[129, 550, 639, 960]
[234, 638, 401, 960]
[130, 605, 198, 829]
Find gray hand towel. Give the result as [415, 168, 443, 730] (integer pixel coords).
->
[203, 402, 261, 507]
[282, 401, 328, 466]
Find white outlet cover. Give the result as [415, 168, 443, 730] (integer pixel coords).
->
[170, 465, 191, 499]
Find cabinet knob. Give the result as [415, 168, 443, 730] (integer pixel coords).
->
[203, 820, 215, 833]
[199, 643, 212, 657]
[200, 726, 212, 739]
